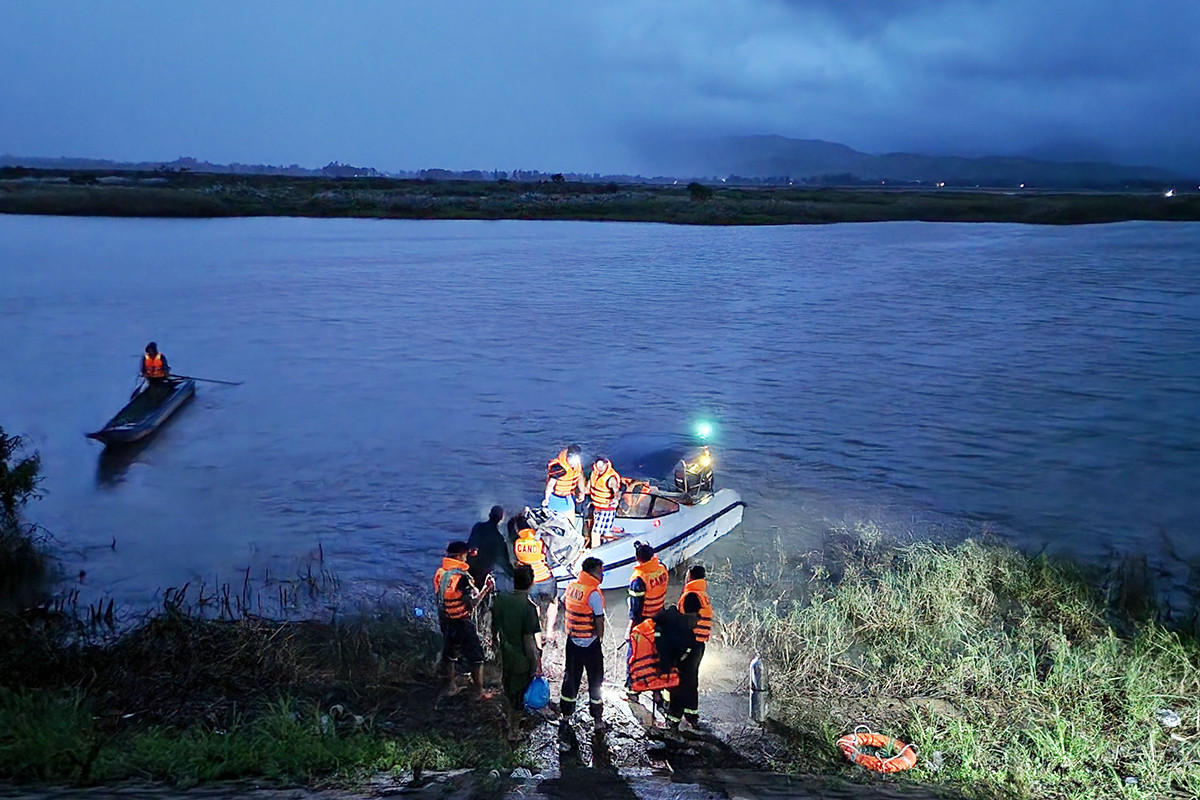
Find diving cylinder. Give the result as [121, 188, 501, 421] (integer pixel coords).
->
[749, 655, 769, 723]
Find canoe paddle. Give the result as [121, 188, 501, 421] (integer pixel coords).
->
[169, 374, 245, 386]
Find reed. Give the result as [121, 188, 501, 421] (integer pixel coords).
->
[715, 526, 1200, 798]
[0, 596, 515, 785]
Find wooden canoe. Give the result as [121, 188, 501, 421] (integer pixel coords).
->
[87, 378, 195, 445]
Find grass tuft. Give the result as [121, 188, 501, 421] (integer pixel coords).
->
[716, 527, 1200, 799]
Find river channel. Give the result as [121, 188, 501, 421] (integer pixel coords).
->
[1, 216, 1197, 610]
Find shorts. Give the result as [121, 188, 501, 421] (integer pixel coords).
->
[439, 616, 485, 666]
[546, 493, 575, 514]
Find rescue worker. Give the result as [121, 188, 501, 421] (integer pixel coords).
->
[468, 505, 513, 589]
[544, 445, 585, 525]
[628, 542, 669, 629]
[139, 342, 170, 383]
[626, 542, 670, 696]
[586, 456, 622, 548]
[560, 556, 606, 745]
[492, 563, 542, 722]
[512, 514, 558, 635]
[626, 615, 681, 699]
[667, 564, 712, 731]
[434, 540, 495, 698]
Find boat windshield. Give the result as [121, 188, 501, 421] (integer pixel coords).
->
[617, 491, 679, 519]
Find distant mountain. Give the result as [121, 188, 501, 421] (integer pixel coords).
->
[645, 135, 1187, 188]
[0, 155, 381, 178]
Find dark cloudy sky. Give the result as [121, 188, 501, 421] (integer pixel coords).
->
[2, 1, 1197, 173]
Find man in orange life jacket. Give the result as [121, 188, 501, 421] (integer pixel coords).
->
[434, 540, 495, 698]
[626, 542, 670, 694]
[666, 564, 713, 732]
[626, 603, 695, 723]
[628, 542, 669, 629]
[559, 556, 607, 744]
[139, 342, 170, 383]
[543, 445, 584, 525]
[586, 456, 621, 549]
[511, 509, 557, 634]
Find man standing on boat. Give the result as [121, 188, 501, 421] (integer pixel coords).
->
[139, 342, 170, 384]
[586, 456, 622, 549]
[544, 445, 585, 525]
[560, 556, 607, 745]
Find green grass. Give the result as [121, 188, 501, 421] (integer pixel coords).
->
[0, 690, 506, 785]
[0, 606, 517, 786]
[3, 169, 1199, 224]
[716, 527, 1200, 799]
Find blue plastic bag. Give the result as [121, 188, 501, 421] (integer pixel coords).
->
[523, 675, 550, 710]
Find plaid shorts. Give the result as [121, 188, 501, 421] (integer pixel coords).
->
[593, 507, 616, 539]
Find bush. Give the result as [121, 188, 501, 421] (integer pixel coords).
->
[0, 428, 45, 592]
[687, 182, 713, 201]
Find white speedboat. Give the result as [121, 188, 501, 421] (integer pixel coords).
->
[527, 445, 745, 591]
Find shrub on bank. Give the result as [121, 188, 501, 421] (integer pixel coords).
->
[0, 427, 45, 593]
[716, 527, 1200, 799]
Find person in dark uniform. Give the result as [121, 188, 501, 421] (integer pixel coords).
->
[468, 505, 514, 588]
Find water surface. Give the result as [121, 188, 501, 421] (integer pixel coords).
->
[1, 216, 1197, 609]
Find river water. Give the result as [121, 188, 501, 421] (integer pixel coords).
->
[1, 216, 1198, 611]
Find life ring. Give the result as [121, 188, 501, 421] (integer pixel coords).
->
[836, 726, 918, 773]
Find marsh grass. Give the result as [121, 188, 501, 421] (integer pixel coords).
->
[716, 526, 1200, 799]
[0, 598, 514, 785]
[0, 690, 501, 785]
[4, 170, 1200, 224]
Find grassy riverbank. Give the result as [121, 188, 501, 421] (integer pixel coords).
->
[716, 527, 1200, 799]
[3, 168, 1199, 225]
[0, 603, 516, 787]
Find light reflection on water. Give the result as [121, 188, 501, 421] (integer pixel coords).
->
[1, 216, 1198, 609]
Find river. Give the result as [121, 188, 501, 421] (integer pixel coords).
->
[1, 215, 1198, 611]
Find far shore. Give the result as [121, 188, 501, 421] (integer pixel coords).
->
[2, 167, 1199, 225]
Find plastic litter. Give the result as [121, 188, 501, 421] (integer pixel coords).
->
[1155, 708, 1181, 728]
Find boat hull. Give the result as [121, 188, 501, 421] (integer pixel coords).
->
[549, 488, 745, 590]
[87, 379, 195, 445]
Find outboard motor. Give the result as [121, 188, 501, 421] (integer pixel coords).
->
[674, 446, 715, 497]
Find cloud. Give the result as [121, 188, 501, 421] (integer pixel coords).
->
[0, 0, 1196, 173]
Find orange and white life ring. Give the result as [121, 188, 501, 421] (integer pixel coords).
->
[836, 726, 918, 773]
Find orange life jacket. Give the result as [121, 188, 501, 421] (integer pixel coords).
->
[630, 555, 669, 617]
[627, 618, 680, 692]
[547, 449, 582, 497]
[433, 556, 472, 620]
[564, 570, 603, 639]
[513, 527, 551, 584]
[142, 353, 167, 379]
[588, 464, 621, 509]
[677, 578, 713, 643]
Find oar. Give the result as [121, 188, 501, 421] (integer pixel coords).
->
[130, 378, 146, 400]
[169, 374, 244, 386]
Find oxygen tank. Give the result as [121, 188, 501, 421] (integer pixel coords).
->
[749, 655, 769, 723]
